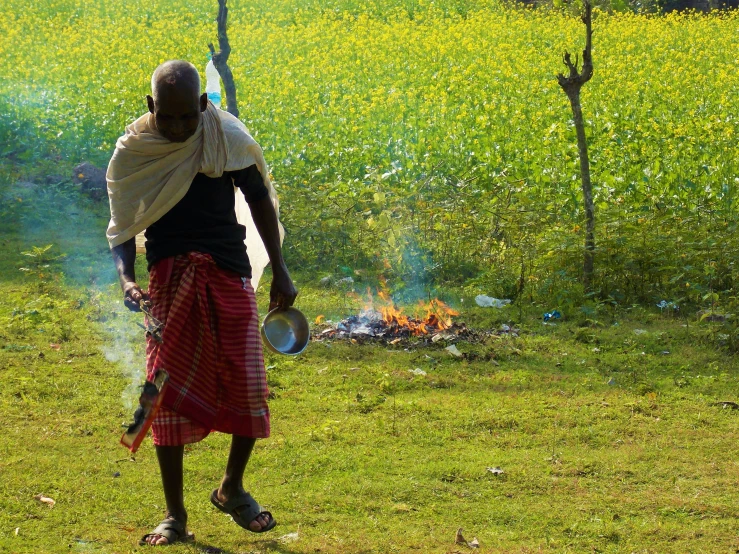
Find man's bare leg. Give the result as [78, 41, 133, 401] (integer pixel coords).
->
[216, 435, 272, 531]
[145, 445, 187, 545]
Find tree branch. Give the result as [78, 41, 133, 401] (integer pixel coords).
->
[557, 0, 593, 91]
[562, 52, 578, 79]
[580, 1, 594, 83]
[208, 0, 239, 118]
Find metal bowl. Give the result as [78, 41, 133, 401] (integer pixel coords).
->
[261, 307, 309, 356]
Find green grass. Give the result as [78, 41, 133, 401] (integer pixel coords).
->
[1, 171, 738, 554]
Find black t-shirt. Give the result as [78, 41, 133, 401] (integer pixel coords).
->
[145, 164, 269, 277]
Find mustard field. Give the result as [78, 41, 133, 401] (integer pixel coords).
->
[2, 0, 739, 305]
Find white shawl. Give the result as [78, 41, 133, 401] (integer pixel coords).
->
[106, 102, 282, 289]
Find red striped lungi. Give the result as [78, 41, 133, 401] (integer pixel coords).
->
[145, 251, 270, 446]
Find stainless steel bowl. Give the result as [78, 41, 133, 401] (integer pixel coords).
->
[261, 307, 309, 356]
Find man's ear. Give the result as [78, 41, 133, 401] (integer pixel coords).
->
[146, 95, 155, 114]
[200, 93, 208, 112]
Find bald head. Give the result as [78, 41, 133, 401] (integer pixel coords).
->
[147, 60, 207, 143]
[150, 60, 200, 102]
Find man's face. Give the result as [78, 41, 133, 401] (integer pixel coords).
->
[147, 86, 208, 143]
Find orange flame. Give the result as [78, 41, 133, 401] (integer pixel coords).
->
[354, 282, 460, 335]
[370, 290, 458, 336]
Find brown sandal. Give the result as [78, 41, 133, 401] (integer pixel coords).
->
[138, 517, 194, 546]
[210, 489, 277, 533]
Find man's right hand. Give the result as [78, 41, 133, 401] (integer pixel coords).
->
[112, 239, 143, 311]
[123, 281, 148, 312]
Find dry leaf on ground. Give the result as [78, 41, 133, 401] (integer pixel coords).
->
[455, 527, 480, 549]
[33, 494, 55, 507]
[278, 531, 299, 543]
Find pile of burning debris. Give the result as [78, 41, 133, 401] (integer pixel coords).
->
[312, 292, 518, 345]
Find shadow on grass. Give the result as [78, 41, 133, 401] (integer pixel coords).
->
[190, 541, 238, 554]
[261, 541, 374, 554]
[192, 539, 309, 554]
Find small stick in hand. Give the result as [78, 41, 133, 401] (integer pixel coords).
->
[139, 300, 164, 343]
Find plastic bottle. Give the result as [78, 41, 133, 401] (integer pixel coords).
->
[205, 53, 222, 109]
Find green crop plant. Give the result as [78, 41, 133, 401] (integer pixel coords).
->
[1, 0, 738, 308]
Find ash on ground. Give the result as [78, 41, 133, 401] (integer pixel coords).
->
[312, 309, 518, 346]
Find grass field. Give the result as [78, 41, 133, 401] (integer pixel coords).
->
[2, 0, 739, 551]
[0, 166, 737, 553]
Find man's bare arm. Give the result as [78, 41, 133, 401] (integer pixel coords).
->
[111, 238, 146, 311]
[247, 195, 298, 310]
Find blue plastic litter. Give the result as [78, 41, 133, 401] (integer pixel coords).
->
[543, 310, 562, 322]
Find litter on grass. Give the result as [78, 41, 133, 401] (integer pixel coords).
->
[712, 401, 738, 410]
[446, 344, 463, 358]
[475, 295, 511, 308]
[543, 310, 562, 322]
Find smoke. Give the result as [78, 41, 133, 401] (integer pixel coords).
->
[58, 197, 147, 412]
[57, 194, 148, 412]
[56, 193, 148, 412]
[5, 157, 146, 412]
[101, 306, 146, 411]
[0, 77, 150, 415]
[389, 234, 439, 304]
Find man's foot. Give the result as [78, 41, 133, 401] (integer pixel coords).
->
[140, 514, 193, 546]
[212, 488, 276, 532]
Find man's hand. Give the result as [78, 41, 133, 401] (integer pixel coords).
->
[244, 191, 298, 312]
[112, 238, 145, 312]
[269, 267, 298, 311]
[123, 281, 149, 312]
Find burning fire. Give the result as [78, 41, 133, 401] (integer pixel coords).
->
[369, 289, 459, 336]
[314, 285, 462, 342]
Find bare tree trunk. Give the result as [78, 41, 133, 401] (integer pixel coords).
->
[208, 0, 239, 118]
[557, 0, 595, 293]
[567, 92, 595, 290]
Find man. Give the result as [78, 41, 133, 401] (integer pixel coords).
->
[107, 60, 297, 546]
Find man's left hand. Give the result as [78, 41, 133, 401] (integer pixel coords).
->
[269, 266, 298, 311]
